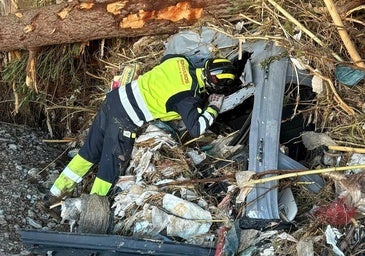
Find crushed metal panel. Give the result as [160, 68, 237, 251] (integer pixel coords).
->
[219, 85, 254, 113]
[244, 40, 288, 219]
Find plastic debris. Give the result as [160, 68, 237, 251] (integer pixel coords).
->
[278, 188, 298, 222]
[223, 224, 240, 256]
[164, 27, 238, 67]
[235, 171, 255, 204]
[347, 153, 365, 174]
[325, 225, 345, 256]
[186, 148, 206, 165]
[112, 181, 159, 218]
[324, 171, 365, 214]
[60, 197, 83, 232]
[162, 194, 212, 238]
[127, 124, 189, 184]
[335, 65, 365, 87]
[301, 131, 336, 150]
[296, 237, 314, 256]
[208, 134, 243, 159]
[311, 74, 324, 94]
[214, 226, 227, 256]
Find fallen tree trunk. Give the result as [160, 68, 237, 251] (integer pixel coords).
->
[0, 0, 238, 52]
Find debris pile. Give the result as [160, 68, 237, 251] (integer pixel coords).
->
[57, 123, 365, 255]
[110, 124, 230, 245]
[54, 20, 365, 255]
[1, 0, 363, 255]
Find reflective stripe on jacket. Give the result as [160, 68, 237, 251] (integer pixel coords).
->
[118, 56, 218, 137]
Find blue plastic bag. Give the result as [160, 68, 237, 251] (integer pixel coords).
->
[335, 65, 365, 86]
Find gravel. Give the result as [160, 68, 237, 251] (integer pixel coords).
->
[0, 122, 66, 256]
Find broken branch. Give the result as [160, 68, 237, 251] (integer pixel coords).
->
[50, 202, 62, 209]
[26, 47, 40, 93]
[323, 0, 365, 68]
[328, 145, 365, 154]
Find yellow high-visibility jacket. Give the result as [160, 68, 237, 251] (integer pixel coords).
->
[118, 55, 218, 137]
[50, 55, 220, 197]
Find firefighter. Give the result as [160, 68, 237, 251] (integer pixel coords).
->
[49, 55, 236, 199]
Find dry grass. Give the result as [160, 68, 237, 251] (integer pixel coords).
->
[1, 0, 364, 144]
[1, 0, 365, 254]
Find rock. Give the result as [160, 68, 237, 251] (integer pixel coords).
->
[0, 123, 65, 255]
[26, 217, 43, 229]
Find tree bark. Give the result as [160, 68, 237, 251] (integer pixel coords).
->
[0, 0, 18, 16]
[0, 0, 238, 52]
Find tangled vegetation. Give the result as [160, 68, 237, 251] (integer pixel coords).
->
[0, 1, 364, 254]
[1, 0, 364, 143]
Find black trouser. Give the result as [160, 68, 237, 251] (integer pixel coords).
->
[79, 88, 138, 190]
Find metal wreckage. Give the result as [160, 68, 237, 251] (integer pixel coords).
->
[21, 28, 349, 255]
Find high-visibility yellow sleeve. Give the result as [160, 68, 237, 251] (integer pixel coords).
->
[68, 154, 94, 177]
[90, 177, 112, 196]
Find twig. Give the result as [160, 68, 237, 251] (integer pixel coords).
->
[42, 138, 76, 143]
[239, 13, 263, 26]
[31, 146, 71, 182]
[328, 145, 365, 154]
[267, 0, 343, 62]
[183, 135, 204, 146]
[303, 64, 355, 115]
[12, 81, 19, 114]
[322, 74, 354, 115]
[235, 35, 284, 42]
[345, 5, 365, 17]
[157, 174, 235, 188]
[45, 105, 95, 112]
[242, 164, 365, 186]
[345, 18, 365, 27]
[50, 202, 62, 209]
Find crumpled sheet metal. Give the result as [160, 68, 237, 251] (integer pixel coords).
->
[244, 40, 289, 219]
[219, 85, 255, 114]
[242, 40, 319, 220]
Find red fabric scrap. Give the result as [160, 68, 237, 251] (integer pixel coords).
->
[313, 198, 357, 226]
